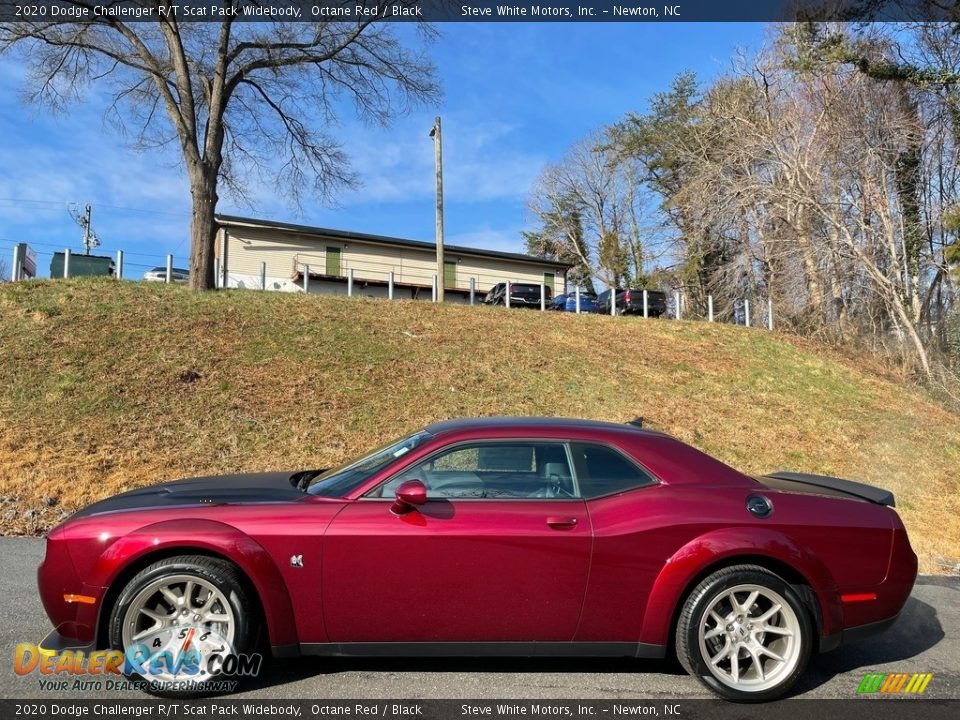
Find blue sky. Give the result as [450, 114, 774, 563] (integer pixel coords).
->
[0, 22, 766, 279]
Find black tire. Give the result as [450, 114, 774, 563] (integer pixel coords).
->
[108, 555, 257, 697]
[675, 564, 813, 702]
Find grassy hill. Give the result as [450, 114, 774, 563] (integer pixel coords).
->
[1, 278, 957, 574]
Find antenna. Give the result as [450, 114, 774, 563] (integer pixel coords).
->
[67, 203, 101, 255]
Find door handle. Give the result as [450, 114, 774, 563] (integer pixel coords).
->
[546, 516, 578, 529]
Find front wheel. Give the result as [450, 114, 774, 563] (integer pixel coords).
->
[108, 555, 258, 697]
[675, 565, 813, 702]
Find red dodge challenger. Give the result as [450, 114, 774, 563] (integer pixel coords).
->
[38, 417, 917, 701]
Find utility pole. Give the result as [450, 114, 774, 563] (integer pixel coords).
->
[82, 204, 93, 255]
[68, 203, 100, 255]
[430, 116, 445, 303]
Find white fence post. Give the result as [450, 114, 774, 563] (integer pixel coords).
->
[303, 264, 310, 294]
[575, 286, 581, 314]
[63, 248, 71, 278]
[11, 246, 19, 281]
[348, 268, 355, 297]
[744, 298, 751, 327]
[505, 280, 511, 309]
[643, 289, 649, 318]
[674, 290, 681, 320]
[116, 250, 124, 280]
[166, 255, 173, 284]
[610, 289, 616, 316]
[388, 271, 394, 300]
[469, 277, 475, 306]
[259, 261, 266, 290]
[540, 282, 546, 311]
[708, 295, 714, 323]
[767, 298, 774, 330]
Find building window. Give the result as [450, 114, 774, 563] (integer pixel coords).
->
[326, 246, 341, 277]
[444, 260, 457, 289]
[544, 272, 555, 292]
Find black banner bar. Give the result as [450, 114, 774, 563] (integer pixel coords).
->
[0, 0, 956, 24]
[2, 699, 960, 720]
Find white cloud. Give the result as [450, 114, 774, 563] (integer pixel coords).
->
[333, 113, 545, 206]
[0, 51, 547, 263]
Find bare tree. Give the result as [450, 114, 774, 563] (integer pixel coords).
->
[1, 1, 439, 290]
[527, 132, 657, 291]
[669, 40, 936, 374]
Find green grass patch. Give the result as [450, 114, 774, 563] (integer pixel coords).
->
[0, 278, 958, 573]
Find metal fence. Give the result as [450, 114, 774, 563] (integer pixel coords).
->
[4, 242, 777, 331]
[3, 239, 189, 285]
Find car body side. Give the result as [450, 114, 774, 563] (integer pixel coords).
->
[596, 289, 668, 316]
[38, 422, 916, 660]
[482, 283, 551, 308]
[143, 267, 190, 284]
[550, 293, 600, 313]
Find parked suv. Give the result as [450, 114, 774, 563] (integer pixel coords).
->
[596, 288, 667, 317]
[483, 282, 551, 308]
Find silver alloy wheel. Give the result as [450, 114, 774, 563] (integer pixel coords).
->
[121, 573, 236, 683]
[697, 583, 802, 693]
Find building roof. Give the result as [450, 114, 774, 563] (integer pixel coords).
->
[216, 214, 572, 270]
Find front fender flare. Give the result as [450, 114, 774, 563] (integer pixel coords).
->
[88, 518, 298, 649]
[640, 527, 842, 647]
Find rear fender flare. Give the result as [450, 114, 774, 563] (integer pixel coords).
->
[640, 527, 842, 646]
[88, 519, 298, 648]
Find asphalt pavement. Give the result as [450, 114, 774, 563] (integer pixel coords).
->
[2, 537, 957, 700]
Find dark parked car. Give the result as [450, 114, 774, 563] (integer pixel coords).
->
[483, 282, 551, 308]
[596, 288, 667, 317]
[549, 292, 599, 313]
[38, 416, 917, 701]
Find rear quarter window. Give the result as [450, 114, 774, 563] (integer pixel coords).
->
[570, 442, 657, 498]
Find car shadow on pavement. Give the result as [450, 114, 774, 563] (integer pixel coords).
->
[232, 583, 951, 697]
[789, 593, 945, 696]
[238, 655, 688, 695]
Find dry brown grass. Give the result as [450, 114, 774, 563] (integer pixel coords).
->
[1, 279, 958, 574]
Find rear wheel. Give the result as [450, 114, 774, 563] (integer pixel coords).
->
[675, 565, 812, 701]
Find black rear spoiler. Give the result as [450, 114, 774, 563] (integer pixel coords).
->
[761, 471, 896, 507]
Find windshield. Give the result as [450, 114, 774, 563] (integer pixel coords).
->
[306, 430, 433, 497]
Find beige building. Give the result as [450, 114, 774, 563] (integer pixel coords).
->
[215, 215, 570, 303]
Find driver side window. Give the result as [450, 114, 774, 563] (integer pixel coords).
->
[377, 442, 577, 499]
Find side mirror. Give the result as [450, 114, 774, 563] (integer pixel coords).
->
[391, 479, 428, 515]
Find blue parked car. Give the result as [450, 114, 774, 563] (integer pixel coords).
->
[549, 291, 599, 313]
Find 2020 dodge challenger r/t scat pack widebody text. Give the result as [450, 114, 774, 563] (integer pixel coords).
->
[37, 417, 917, 701]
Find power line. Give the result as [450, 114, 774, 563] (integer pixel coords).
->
[67, 203, 100, 255]
[0, 197, 189, 219]
[0, 240, 187, 268]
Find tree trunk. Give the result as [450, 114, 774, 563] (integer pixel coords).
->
[188, 169, 218, 291]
